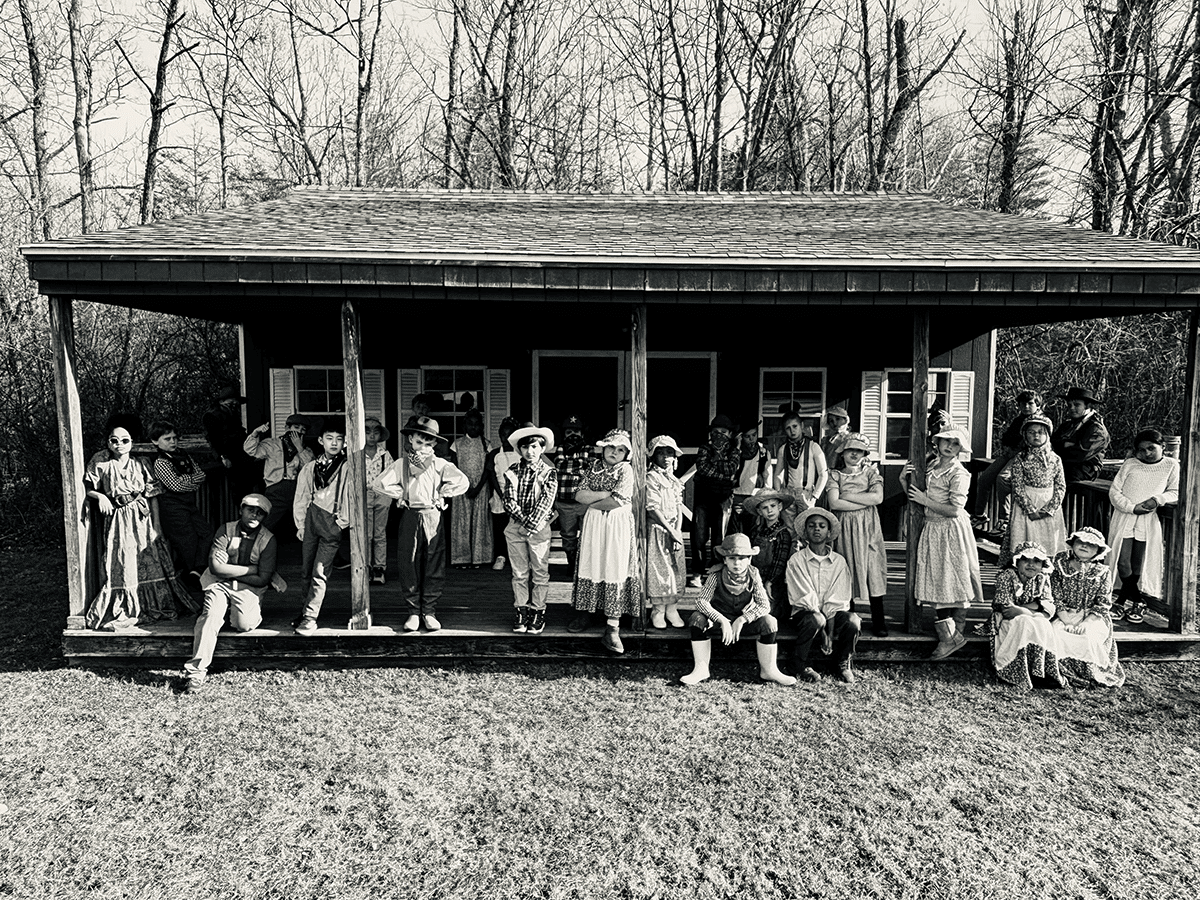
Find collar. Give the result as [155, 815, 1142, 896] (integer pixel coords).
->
[801, 545, 834, 562]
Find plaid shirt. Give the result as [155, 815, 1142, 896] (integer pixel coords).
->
[554, 449, 592, 502]
[751, 520, 794, 587]
[503, 458, 558, 531]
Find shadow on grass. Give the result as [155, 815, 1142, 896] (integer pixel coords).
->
[0, 546, 71, 673]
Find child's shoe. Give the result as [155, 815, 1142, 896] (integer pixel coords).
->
[756, 642, 797, 686]
[370, 566, 385, 585]
[680, 640, 712, 685]
[1109, 600, 1127, 621]
[423, 615, 442, 632]
[492, 556, 506, 571]
[836, 660, 856, 684]
[602, 626, 624, 654]
[527, 608, 545, 635]
[664, 604, 686, 628]
[294, 616, 318, 635]
[649, 606, 667, 630]
[403, 614, 420, 632]
[513, 607, 528, 633]
[1125, 602, 1146, 624]
[686, 575, 703, 589]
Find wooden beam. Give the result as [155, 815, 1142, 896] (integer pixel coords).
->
[341, 298, 371, 629]
[49, 297, 88, 629]
[1168, 309, 1200, 633]
[631, 304, 648, 632]
[905, 311, 930, 633]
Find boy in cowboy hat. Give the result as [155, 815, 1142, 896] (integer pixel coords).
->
[786, 507, 860, 684]
[743, 489, 795, 617]
[680, 533, 796, 686]
[1050, 387, 1111, 484]
[729, 421, 773, 536]
[372, 416, 469, 632]
[502, 423, 558, 635]
[292, 418, 354, 635]
[180, 493, 284, 691]
[243, 413, 315, 537]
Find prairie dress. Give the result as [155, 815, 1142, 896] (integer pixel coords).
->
[646, 524, 686, 604]
[1052, 609, 1126, 687]
[1000, 485, 1066, 569]
[837, 507, 888, 599]
[914, 511, 985, 608]
[991, 612, 1064, 692]
[572, 505, 642, 618]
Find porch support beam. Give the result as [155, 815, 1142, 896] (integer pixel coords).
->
[631, 304, 647, 632]
[904, 311, 930, 633]
[1168, 309, 1200, 633]
[49, 296, 89, 629]
[341, 298, 371, 629]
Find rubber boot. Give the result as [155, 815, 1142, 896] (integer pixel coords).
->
[649, 604, 667, 630]
[680, 640, 712, 685]
[930, 618, 966, 660]
[869, 596, 889, 637]
[664, 603, 686, 628]
[757, 641, 797, 686]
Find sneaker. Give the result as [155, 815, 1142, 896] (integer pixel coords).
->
[492, 556, 506, 571]
[836, 661, 856, 684]
[1109, 601, 1127, 621]
[182, 676, 204, 694]
[294, 616, 318, 635]
[1125, 603, 1146, 624]
[567, 612, 593, 633]
[527, 608, 545, 635]
[601, 626, 624, 654]
[403, 614, 420, 632]
[513, 607, 528, 633]
[798, 667, 822, 683]
[970, 515, 989, 532]
[686, 575, 703, 589]
[423, 615, 442, 632]
[370, 567, 385, 585]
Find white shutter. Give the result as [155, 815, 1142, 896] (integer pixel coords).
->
[362, 369, 385, 422]
[397, 369, 421, 426]
[486, 368, 511, 448]
[948, 370, 975, 457]
[270, 368, 295, 436]
[860, 371, 885, 462]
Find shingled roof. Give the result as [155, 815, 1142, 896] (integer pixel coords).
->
[22, 189, 1200, 269]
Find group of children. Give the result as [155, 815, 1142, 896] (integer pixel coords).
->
[79, 386, 1175, 693]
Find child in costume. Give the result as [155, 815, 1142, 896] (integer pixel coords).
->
[1050, 528, 1125, 687]
[363, 416, 395, 584]
[999, 414, 1066, 569]
[744, 489, 795, 620]
[292, 418, 353, 635]
[149, 420, 210, 579]
[502, 424, 558, 635]
[786, 507, 860, 684]
[450, 408, 493, 567]
[773, 407, 828, 536]
[485, 417, 521, 571]
[990, 541, 1063, 692]
[825, 432, 889, 636]
[645, 435, 688, 630]
[243, 414, 314, 536]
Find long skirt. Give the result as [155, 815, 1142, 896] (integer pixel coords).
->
[836, 506, 888, 599]
[572, 505, 642, 618]
[992, 612, 1064, 692]
[1000, 485, 1066, 568]
[450, 489, 493, 565]
[646, 524, 686, 604]
[914, 511, 985, 609]
[1053, 608, 1126, 687]
[86, 500, 195, 630]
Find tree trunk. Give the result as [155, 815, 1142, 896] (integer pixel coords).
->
[444, 2, 460, 189]
[67, 0, 94, 233]
[17, 0, 51, 239]
[141, 0, 183, 224]
[708, 0, 726, 191]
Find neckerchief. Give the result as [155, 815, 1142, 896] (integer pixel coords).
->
[313, 450, 346, 490]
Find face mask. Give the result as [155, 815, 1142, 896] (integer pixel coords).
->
[563, 434, 584, 452]
[409, 445, 435, 463]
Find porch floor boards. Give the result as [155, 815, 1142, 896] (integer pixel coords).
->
[63, 542, 1200, 666]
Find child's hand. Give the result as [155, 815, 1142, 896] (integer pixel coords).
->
[820, 630, 833, 655]
[254, 423, 270, 435]
[1001, 605, 1027, 620]
[907, 486, 928, 506]
[95, 495, 114, 515]
[719, 619, 735, 645]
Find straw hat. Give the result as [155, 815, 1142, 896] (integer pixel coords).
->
[932, 426, 970, 447]
[509, 423, 556, 451]
[742, 490, 795, 516]
[796, 506, 841, 542]
[364, 416, 390, 442]
[714, 533, 760, 558]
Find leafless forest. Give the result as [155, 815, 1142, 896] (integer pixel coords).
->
[0, 0, 1195, 543]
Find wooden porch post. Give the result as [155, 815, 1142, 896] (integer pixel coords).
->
[49, 297, 89, 629]
[1168, 309, 1200, 634]
[904, 311, 930, 633]
[631, 304, 648, 631]
[341, 298, 371, 629]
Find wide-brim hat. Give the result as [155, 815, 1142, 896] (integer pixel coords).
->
[826, 406, 850, 422]
[217, 385, 245, 403]
[932, 426, 970, 447]
[561, 414, 587, 433]
[1011, 540, 1052, 572]
[796, 506, 841, 542]
[1064, 386, 1101, 405]
[364, 416, 391, 442]
[714, 533, 760, 558]
[647, 435, 682, 457]
[240, 493, 273, 514]
[840, 432, 871, 454]
[742, 490, 795, 516]
[510, 423, 555, 451]
[1020, 414, 1053, 434]
[401, 416, 447, 442]
[1066, 527, 1110, 560]
[596, 428, 633, 452]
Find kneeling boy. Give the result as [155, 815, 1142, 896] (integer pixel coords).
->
[786, 507, 861, 684]
[181, 494, 280, 691]
[680, 533, 796, 686]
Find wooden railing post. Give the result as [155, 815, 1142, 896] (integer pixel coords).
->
[341, 298, 371, 629]
[631, 304, 648, 632]
[905, 311, 930, 633]
[49, 296, 89, 629]
[1168, 309, 1200, 633]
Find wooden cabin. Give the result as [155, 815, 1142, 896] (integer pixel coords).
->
[22, 191, 1200, 663]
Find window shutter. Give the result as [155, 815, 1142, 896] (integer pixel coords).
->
[270, 368, 295, 436]
[362, 369, 385, 422]
[486, 369, 511, 448]
[398, 369, 421, 426]
[860, 371, 885, 462]
[948, 370, 975, 455]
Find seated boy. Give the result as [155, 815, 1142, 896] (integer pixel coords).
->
[292, 418, 353, 635]
[243, 413, 314, 536]
[180, 494, 281, 691]
[502, 424, 558, 635]
[372, 416, 469, 632]
[680, 533, 796, 686]
[786, 507, 861, 684]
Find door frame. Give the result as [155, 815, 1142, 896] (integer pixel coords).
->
[532, 350, 628, 431]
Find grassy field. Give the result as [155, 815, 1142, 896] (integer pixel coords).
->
[1, 548, 1199, 899]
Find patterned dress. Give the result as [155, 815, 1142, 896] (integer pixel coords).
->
[1000, 447, 1067, 568]
[85, 452, 194, 630]
[990, 568, 1064, 692]
[828, 463, 888, 600]
[1050, 551, 1126, 687]
[914, 460, 985, 609]
[571, 460, 642, 617]
[645, 464, 687, 603]
[450, 435, 493, 565]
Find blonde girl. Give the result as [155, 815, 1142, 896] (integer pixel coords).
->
[825, 432, 889, 636]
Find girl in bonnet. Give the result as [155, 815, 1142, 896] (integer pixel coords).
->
[645, 435, 688, 630]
